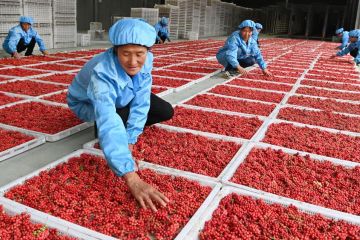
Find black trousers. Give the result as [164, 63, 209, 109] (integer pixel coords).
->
[94, 93, 174, 138]
[225, 57, 256, 71]
[155, 33, 168, 44]
[350, 48, 358, 58]
[16, 37, 36, 56]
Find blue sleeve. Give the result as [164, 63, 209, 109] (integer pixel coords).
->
[87, 73, 135, 176]
[340, 33, 349, 49]
[337, 45, 351, 56]
[154, 24, 160, 41]
[354, 48, 360, 64]
[126, 75, 152, 144]
[7, 30, 21, 54]
[225, 36, 240, 68]
[252, 31, 259, 42]
[253, 44, 267, 70]
[163, 27, 169, 40]
[33, 30, 46, 51]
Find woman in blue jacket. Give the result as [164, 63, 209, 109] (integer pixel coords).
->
[154, 17, 171, 44]
[252, 22, 263, 46]
[331, 29, 360, 66]
[67, 19, 173, 212]
[2, 16, 48, 59]
[216, 20, 273, 78]
[335, 28, 349, 50]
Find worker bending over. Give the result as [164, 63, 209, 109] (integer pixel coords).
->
[331, 29, 360, 66]
[216, 20, 273, 78]
[2, 16, 48, 59]
[154, 17, 171, 44]
[67, 19, 174, 211]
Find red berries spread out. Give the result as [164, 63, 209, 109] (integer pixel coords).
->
[230, 148, 360, 215]
[0, 205, 75, 240]
[42, 92, 68, 104]
[5, 153, 212, 239]
[0, 102, 82, 134]
[165, 106, 263, 139]
[210, 85, 285, 103]
[133, 126, 240, 177]
[0, 80, 66, 97]
[0, 128, 34, 152]
[185, 94, 276, 116]
[200, 194, 360, 239]
[2, 40, 360, 239]
[38, 74, 75, 85]
[263, 123, 360, 162]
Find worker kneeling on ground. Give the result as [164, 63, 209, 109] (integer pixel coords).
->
[335, 27, 349, 50]
[252, 22, 263, 47]
[67, 19, 174, 212]
[216, 20, 273, 79]
[2, 16, 48, 59]
[154, 17, 171, 44]
[331, 29, 360, 66]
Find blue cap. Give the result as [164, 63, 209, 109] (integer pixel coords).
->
[335, 28, 344, 35]
[19, 16, 34, 25]
[255, 23, 263, 29]
[109, 18, 156, 47]
[349, 29, 360, 38]
[160, 17, 169, 26]
[238, 20, 255, 30]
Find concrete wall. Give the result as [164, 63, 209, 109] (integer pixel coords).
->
[77, 0, 161, 31]
[77, 0, 95, 32]
[355, 0, 360, 29]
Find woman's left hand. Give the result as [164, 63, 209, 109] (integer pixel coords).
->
[262, 69, 273, 77]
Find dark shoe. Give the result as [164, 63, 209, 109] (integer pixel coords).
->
[228, 69, 239, 76]
[222, 71, 231, 79]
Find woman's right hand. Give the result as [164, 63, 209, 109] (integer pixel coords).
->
[124, 172, 169, 212]
[12, 52, 21, 59]
[237, 66, 248, 76]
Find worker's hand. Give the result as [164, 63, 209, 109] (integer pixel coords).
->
[329, 55, 337, 59]
[41, 50, 49, 56]
[129, 144, 134, 152]
[12, 52, 21, 59]
[262, 69, 273, 77]
[237, 66, 248, 76]
[159, 39, 164, 44]
[124, 172, 169, 212]
[334, 46, 340, 50]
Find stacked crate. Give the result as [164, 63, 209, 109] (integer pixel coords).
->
[23, 0, 53, 48]
[223, 2, 234, 34]
[165, 0, 204, 39]
[111, 16, 133, 26]
[154, 4, 180, 40]
[211, 0, 222, 36]
[53, 0, 77, 48]
[232, 6, 240, 31]
[198, 0, 207, 38]
[204, 6, 215, 37]
[165, 0, 187, 38]
[185, 0, 201, 40]
[0, 0, 77, 49]
[130, 8, 159, 26]
[0, 0, 22, 46]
